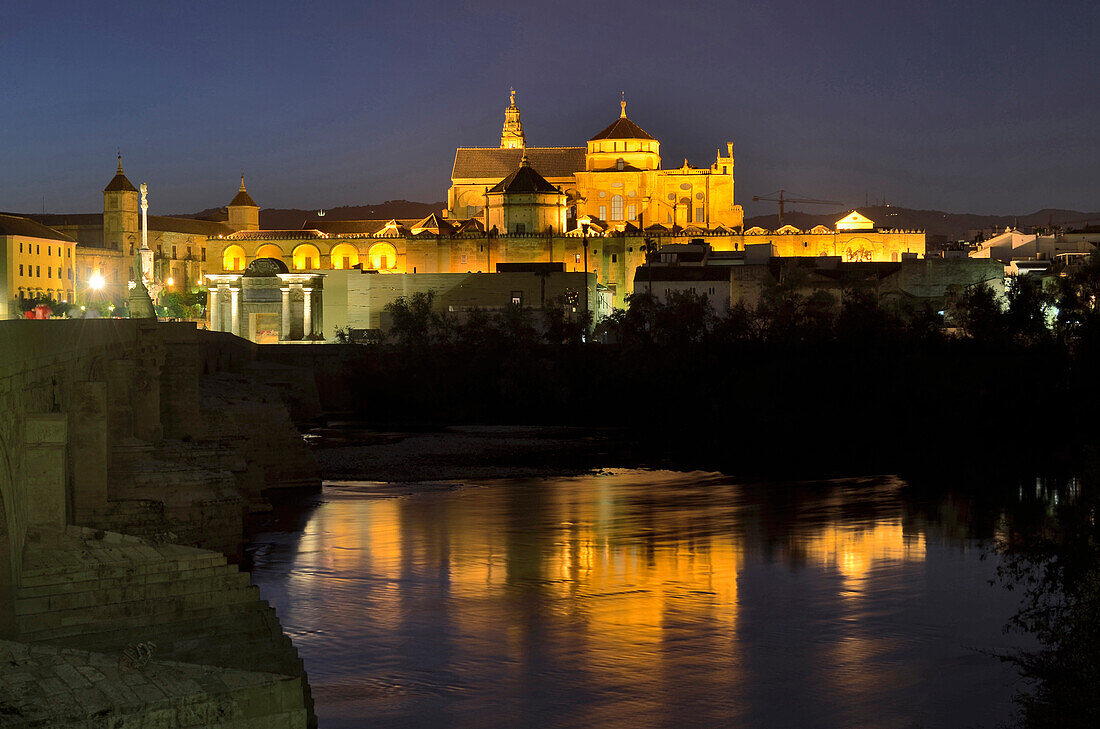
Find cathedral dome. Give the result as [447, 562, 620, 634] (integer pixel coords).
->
[488, 155, 560, 194]
[589, 99, 655, 141]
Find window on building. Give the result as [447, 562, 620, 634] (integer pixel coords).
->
[627, 204, 636, 220]
[460, 254, 468, 265]
[616, 158, 624, 171]
[709, 287, 715, 295]
[47, 246, 51, 256]
[574, 253, 581, 264]
[611, 195, 623, 221]
[342, 256, 350, 268]
[18, 242, 22, 253]
[232, 257, 241, 270]
[611, 254, 618, 263]
[129, 244, 134, 255]
[187, 246, 192, 258]
[157, 245, 162, 255]
[36, 266, 40, 277]
[201, 247, 206, 262]
[172, 245, 177, 258]
[695, 207, 704, 222]
[36, 245, 40, 254]
[511, 291, 523, 306]
[18, 264, 23, 276]
[599, 205, 607, 220]
[67, 269, 72, 280]
[513, 223, 526, 234]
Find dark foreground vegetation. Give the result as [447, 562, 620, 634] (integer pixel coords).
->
[274, 255, 1100, 728]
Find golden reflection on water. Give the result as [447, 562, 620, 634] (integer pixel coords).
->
[258, 471, 1020, 729]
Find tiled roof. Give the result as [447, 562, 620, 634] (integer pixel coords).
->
[303, 219, 420, 236]
[0, 214, 76, 242]
[27, 213, 103, 227]
[590, 116, 655, 141]
[223, 229, 328, 240]
[452, 147, 585, 180]
[147, 215, 232, 236]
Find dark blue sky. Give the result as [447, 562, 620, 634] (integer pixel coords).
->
[1, 0, 1096, 217]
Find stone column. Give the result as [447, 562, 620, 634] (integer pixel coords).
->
[230, 287, 240, 337]
[280, 287, 291, 341]
[23, 413, 69, 529]
[71, 381, 108, 520]
[209, 285, 220, 331]
[302, 287, 313, 339]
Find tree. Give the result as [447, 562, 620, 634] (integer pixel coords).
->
[384, 291, 439, 346]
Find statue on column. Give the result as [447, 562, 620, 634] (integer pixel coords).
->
[128, 182, 158, 319]
[127, 247, 156, 319]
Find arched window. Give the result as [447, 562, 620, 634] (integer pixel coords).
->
[222, 245, 246, 271]
[255, 244, 283, 260]
[292, 244, 321, 271]
[368, 242, 398, 270]
[611, 194, 624, 221]
[330, 243, 359, 269]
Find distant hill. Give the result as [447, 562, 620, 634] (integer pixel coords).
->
[179, 200, 446, 230]
[744, 206, 1100, 241]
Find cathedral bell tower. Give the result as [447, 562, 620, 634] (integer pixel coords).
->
[500, 88, 526, 149]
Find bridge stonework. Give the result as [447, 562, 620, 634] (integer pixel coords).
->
[0, 319, 320, 727]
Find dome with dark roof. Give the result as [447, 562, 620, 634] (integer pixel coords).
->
[488, 155, 561, 194]
[243, 257, 289, 277]
[589, 100, 655, 141]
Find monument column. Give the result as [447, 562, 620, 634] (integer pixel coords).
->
[302, 287, 313, 339]
[280, 287, 291, 341]
[209, 285, 221, 331]
[230, 286, 240, 337]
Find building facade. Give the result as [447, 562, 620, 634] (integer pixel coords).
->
[0, 214, 77, 317]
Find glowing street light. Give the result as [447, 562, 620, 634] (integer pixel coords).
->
[166, 277, 174, 286]
[88, 272, 105, 290]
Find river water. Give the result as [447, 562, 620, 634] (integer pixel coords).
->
[247, 470, 1027, 729]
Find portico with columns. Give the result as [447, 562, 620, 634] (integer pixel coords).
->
[206, 257, 324, 342]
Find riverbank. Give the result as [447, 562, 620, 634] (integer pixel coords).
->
[309, 425, 628, 481]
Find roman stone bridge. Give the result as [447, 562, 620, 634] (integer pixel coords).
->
[0, 319, 320, 727]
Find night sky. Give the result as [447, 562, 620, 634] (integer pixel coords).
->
[2, 0, 1096, 217]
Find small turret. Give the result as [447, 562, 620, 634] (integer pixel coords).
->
[227, 174, 260, 231]
[500, 88, 526, 149]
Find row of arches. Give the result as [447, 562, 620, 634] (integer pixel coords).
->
[222, 242, 398, 273]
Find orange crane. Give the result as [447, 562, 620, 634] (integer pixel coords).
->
[751, 190, 844, 225]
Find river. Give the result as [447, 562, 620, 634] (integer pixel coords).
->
[247, 470, 1027, 728]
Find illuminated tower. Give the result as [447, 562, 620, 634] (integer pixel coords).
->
[227, 175, 260, 231]
[500, 88, 526, 149]
[103, 153, 139, 251]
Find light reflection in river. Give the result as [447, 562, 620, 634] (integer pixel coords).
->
[249, 470, 1020, 729]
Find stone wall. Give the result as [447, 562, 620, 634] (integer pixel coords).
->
[0, 319, 321, 726]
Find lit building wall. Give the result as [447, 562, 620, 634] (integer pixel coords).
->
[1, 228, 78, 317]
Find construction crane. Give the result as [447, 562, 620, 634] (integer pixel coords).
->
[751, 190, 844, 225]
